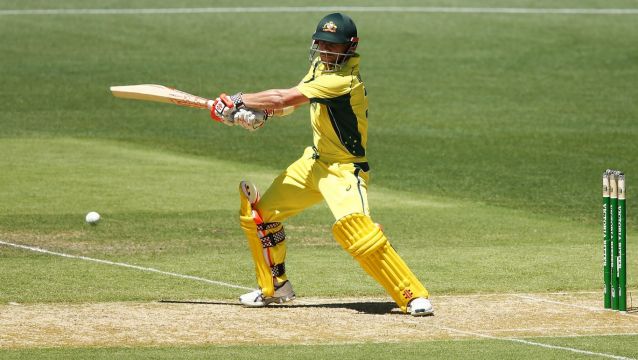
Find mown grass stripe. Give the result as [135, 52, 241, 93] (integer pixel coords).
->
[1, 7, 637, 16]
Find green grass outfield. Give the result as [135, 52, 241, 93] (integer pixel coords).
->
[2, 335, 638, 360]
[1, 0, 637, 358]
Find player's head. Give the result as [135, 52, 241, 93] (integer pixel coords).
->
[309, 13, 358, 71]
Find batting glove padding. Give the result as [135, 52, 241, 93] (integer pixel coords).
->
[234, 109, 270, 131]
[210, 92, 245, 126]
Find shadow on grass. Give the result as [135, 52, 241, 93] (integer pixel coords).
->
[158, 299, 398, 315]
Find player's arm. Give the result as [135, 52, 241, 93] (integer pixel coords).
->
[212, 87, 307, 121]
[210, 87, 307, 131]
[242, 88, 308, 116]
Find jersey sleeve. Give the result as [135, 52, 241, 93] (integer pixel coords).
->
[296, 74, 352, 100]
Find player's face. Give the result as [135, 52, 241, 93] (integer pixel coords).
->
[316, 40, 350, 66]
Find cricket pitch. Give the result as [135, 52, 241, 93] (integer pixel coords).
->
[1, 292, 636, 348]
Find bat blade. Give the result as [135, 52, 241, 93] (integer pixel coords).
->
[110, 84, 213, 110]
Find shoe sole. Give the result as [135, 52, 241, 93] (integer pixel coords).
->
[265, 294, 296, 306]
[240, 294, 296, 307]
[410, 309, 434, 316]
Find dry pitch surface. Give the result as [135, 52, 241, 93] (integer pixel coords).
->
[1, 292, 636, 348]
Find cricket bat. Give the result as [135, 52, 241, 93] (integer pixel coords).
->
[110, 84, 214, 110]
[110, 84, 295, 117]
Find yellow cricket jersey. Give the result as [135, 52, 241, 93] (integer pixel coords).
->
[295, 54, 368, 164]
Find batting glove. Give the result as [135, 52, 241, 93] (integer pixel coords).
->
[210, 92, 245, 126]
[234, 109, 273, 131]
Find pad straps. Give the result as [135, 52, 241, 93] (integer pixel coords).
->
[257, 222, 286, 248]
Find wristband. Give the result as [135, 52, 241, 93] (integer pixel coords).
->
[230, 92, 245, 109]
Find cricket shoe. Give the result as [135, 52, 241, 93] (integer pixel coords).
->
[239, 281, 296, 307]
[408, 297, 434, 316]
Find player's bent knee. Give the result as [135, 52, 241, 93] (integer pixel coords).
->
[332, 213, 386, 258]
[332, 213, 429, 312]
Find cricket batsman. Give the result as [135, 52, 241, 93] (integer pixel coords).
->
[210, 13, 433, 316]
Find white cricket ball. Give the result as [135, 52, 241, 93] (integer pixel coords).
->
[85, 211, 100, 224]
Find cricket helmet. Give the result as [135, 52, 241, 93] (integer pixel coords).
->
[309, 13, 359, 70]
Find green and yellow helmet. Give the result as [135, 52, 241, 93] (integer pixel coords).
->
[309, 13, 359, 70]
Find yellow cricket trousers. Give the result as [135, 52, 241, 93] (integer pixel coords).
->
[257, 146, 370, 223]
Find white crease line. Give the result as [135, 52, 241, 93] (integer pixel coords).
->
[486, 326, 638, 333]
[432, 324, 635, 360]
[0, 239, 315, 305]
[515, 294, 637, 316]
[514, 294, 603, 311]
[435, 291, 599, 299]
[1, 7, 638, 16]
[530, 332, 638, 339]
[0, 240, 253, 291]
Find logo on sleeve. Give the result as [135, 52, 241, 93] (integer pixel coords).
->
[322, 21, 338, 33]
